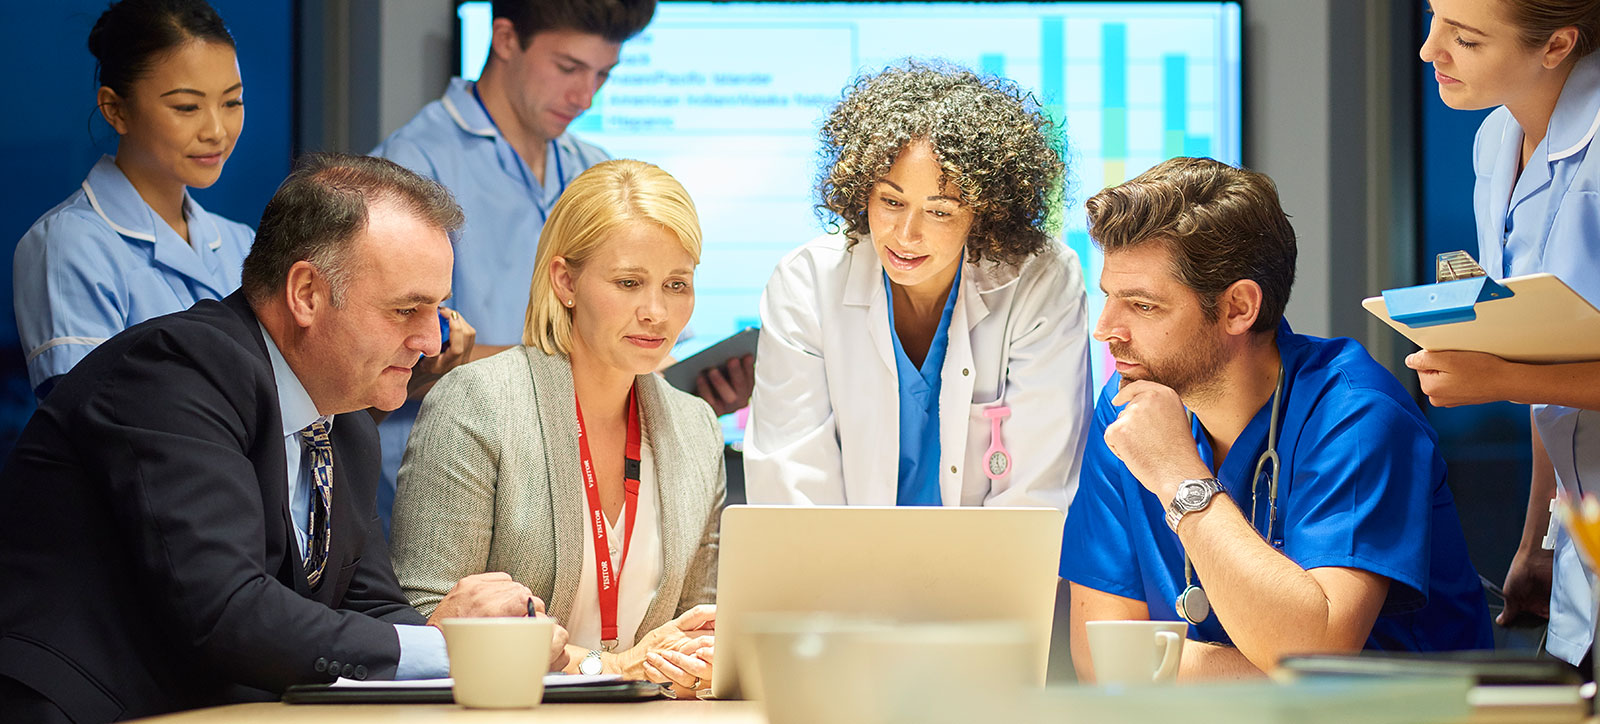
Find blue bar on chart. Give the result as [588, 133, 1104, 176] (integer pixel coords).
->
[980, 53, 1005, 78]
[1066, 229, 1094, 267]
[1185, 135, 1212, 157]
[1163, 54, 1187, 158]
[1102, 23, 1127, 185]
[1039, 16, 1064, 115]
[571, 98, 603, 133]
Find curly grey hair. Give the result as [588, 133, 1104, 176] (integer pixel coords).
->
[815, 60, 1068, 266]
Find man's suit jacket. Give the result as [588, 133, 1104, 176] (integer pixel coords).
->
[0, 292, 425, 722]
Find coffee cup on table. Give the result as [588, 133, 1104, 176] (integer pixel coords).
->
[439, 617, 554, 708]
[1085, 620, 1186, 686]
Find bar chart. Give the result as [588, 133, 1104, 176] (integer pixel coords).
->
[458, 2, 1243, 426]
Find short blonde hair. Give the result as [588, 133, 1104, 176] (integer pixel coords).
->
[524, 159, 702, 355]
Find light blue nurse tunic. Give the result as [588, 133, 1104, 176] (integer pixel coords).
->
[370, 77, 611, 532]
[1472, 52, 1600, 666]
[13, 155, 254, 396]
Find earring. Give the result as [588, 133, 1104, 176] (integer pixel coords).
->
[564, 299, 574, 307]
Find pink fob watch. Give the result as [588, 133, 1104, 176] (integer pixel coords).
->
[983, 405, 1012, 480]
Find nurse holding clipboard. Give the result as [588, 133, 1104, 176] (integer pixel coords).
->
[1411, 0, 1600, 673]
[13, 0, 253, 399]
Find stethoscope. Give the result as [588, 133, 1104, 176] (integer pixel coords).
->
[470, 82, 567, 222]
[1174, 361, 1286, 626]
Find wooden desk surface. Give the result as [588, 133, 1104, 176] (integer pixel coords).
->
[129, 700, 764, 723]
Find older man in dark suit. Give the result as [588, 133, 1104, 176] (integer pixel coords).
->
[0, 153, 567, 723]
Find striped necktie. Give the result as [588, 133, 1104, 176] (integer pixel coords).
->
[299, 420, 334, 588]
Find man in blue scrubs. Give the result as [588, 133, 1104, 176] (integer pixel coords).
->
[1062, 158, 1492, 680]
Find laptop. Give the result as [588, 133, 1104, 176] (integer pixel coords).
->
[710, 505, 1064, 699]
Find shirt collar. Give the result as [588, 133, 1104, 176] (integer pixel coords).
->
[440, 77, 498, 138]
[1546, 54, 1600, 162]
[81, 155, 221, 249]
[258, 322, 330, 438]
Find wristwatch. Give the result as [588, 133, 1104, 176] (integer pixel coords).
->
[579, 649, 604, 676]
[1165, 477, 1224, 532]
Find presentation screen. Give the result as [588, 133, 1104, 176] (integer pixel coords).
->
[458, 1, 1244, 439]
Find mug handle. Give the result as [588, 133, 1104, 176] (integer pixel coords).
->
[1151, 631, 1182, 682]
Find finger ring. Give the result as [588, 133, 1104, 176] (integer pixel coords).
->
[450, 309, 460, 321]
[688, 678, 702, 690]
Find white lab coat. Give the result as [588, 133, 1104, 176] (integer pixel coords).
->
[744, 234, 1092, 511]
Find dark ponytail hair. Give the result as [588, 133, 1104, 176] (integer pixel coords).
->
[88, 0, 234, 98]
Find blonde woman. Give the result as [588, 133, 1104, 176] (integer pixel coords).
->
[391, 159, 722, 696]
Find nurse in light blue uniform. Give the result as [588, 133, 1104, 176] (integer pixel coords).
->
[14, 0, 251, 398]
[370, 1, 654, 531]
[1414, 1, 1600, 669]
[17, 159, 252, 395]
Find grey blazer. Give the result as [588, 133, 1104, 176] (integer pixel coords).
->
[390, 346, 725, 634]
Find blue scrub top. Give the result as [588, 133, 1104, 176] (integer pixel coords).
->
[370, 78, 611, 532]
[13, 155, 253, 395]
[886, 266, 962, 506]
[1062, 321, 1493, 652]
[372, 77, 611, 347]
[1472, 52, 1600, 664]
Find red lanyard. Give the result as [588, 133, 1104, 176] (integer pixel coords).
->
[574, 385, 642, 651]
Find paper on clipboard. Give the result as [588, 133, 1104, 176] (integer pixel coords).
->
[1363, 253, 1600, 363]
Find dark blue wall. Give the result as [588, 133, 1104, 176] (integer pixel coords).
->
[0, 1, 292, 452]
[1417, 47, 1531, 585]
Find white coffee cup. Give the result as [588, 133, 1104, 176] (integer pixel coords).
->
[439, 617, 553, 708]
[1085, 620, 1185, 686]
[745, 616, 1032, 724]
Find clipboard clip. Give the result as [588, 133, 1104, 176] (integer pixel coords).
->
[1382, 251, 1514, 328]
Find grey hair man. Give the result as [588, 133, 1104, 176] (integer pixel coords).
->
[0, 153, 568, 723]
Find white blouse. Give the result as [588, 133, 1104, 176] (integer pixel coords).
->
[567, 441, 663, 651]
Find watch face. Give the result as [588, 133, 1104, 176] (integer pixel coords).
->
[987, 450, 1010, 476]
[579, 654, 603, 676]
[1179, 481, 1209, 507]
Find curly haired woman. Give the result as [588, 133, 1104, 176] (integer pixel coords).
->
[744, 61, 1092, 510]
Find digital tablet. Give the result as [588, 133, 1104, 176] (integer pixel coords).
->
[663, 327, 759, 393]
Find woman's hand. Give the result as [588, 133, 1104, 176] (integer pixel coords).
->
[645, 644, 713, 698]
[1405, 350, 1518, 407]
[622, 605, 715, 695]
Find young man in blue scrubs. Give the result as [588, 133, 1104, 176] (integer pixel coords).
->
[1061, 158, 1493, 680]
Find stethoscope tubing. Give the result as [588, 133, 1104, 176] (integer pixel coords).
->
[1180, 359, 1287, 622]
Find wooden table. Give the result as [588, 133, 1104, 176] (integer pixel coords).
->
[124, 689, 1597, 723]
[130, 700, 765, 723]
